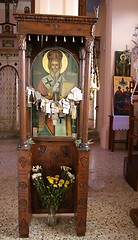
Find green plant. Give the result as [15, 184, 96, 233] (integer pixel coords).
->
[31, 165, 75, 211]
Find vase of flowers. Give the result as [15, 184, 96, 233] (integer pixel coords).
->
[47, 205, 58, 226]
[31, 165, 75, 227]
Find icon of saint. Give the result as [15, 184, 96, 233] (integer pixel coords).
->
[37, 49, 68, 101]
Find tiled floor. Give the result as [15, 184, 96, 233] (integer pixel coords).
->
[0, 139, 138, 240]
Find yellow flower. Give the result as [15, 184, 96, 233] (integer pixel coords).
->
[64, 180, 70, 188]
[58, 182, 63, 187]
[47, 176, 54, 184]
[32, 165, 75, 210]
[59, 179, 64, 184]
[65, 180, 70, 185]
[55, 175, 59, 178]
[54, 175, 59, 181]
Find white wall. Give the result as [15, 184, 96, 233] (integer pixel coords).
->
[16, 1, 31, 14]
[99, 0, 138, 149]
[112, 0, 138, 79]
[35, 0, 78, 16]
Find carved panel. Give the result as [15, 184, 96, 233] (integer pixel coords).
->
[78, 216, 85, 227]
[19, 157, 27, 168]
[78, 180, 88, 192]
[19, 199, 28, 207]
[61, 146, 70, 156]
[77, 197, 87, 209]
[14, 14, 97, 37]
[19, 182, 28, 189]
[20, 218, 28, 230]
[37, 145, 47, 155]
[80, 156, 89, 169]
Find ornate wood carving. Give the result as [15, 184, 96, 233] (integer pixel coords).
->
[19, 199, 28, 207]
[20, 218, 28, 232]
[77, 197, 87, 208]
[19, 182, 28, 189]
[80, 156, 88, 169]
[14, 14, 97, 25]
[19, 34, 26, 51]
[17, 149, 32, 237]
[37, 145, 47, 155]
[61, 146, 70, 156]
[14, 14, 97, 37]
[79, 47, 86, 60]
[74, 148, 90, 235]
[19, 157, 27, 168]
[85, 37, 94, 53]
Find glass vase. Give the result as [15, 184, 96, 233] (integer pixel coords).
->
[47, 206, 57, 227]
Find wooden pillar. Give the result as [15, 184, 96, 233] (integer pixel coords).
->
[17, 149, 32, 237]
[79, 0, 87, 16]
[75, 148, 90, 236]
[26, 46, 32, 137]
[5, 0, 10, 23]
[17, 34, 32, 237]
[31, 1, 35, 13]
[79, 47, 86, 139]
[81, 36, 94, 148]
[18, 34, 27, 145]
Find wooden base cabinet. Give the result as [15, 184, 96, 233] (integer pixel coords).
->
[17, 138, 90, 237]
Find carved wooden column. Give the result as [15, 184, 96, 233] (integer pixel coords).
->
[31, 1, 35, 13]
[18, 34, 27, 144]
[26, 45, 32, 137]
[17, 149, 32, 238]
[79, 47, 86, 139]
[79, 0, 87, 16]
[75, 148, 90, 236]
[17, 35, 32, 237]
[81, 37, 94, 147]
[75, 45, 91, 233]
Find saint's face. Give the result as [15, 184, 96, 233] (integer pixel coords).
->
[50, 60, 60, 73]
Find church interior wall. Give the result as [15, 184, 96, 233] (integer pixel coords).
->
[98, 0, 138, 148]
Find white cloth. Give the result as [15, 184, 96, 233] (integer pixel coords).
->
[113, 115, 129, 130]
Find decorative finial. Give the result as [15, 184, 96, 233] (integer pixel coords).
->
[93, 6, 99, 18]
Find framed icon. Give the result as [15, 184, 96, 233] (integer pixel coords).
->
[115, 51, 131, 76]
[2, 23, 13, 34]
[113, 76, 132, 115]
